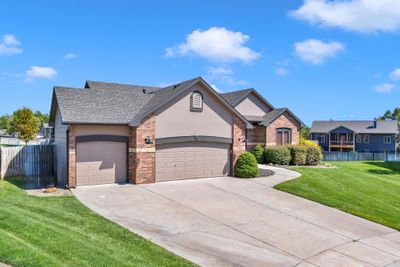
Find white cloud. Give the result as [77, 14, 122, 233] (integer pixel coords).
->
[26, 66, 57, 82]
[389, 68, 400, 81]
[290, 0, 400, 33]
[165, 27, 260, 63]
[63, 53, 76, 60]
[210, 84, 223, 93]
[206, 66, 233, 76]
[276, 67, 289, 76]
[2, 71, 23, 78]
[294, 39, 345, 64]
[0, 34, 22, 55]
[373, 83, 394, 93]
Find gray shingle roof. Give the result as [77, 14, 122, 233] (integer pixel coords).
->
[220, 88, 275, 110]
[311, 120, 399, 134]
[51, 77, 251, 127]
[85, 80, 160, 93]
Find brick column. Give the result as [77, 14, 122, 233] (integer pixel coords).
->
[129, 114, 156, 184]
[68, 125, 76, 187]
[232, 115, 246, 176]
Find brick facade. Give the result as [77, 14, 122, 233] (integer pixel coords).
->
[128, 114, 156, 184]
[266, 111, 300, 146]
[246, 125, 266, 150]
[232, 115, 246, 175]
[67, 125, 76, 187]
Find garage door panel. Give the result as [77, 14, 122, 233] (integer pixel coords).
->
[77, 141, 127, 186]
[156, 142, 230, 182]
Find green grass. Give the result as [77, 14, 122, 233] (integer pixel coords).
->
[275, 161, 400, 230]
[0, 178, 194, 267]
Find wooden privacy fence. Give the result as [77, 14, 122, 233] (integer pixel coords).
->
[0, 145, 55, 179]
[322, 151, 400, 161]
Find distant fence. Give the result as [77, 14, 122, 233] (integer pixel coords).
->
[0, 137, 51, 146]
[322, 151, 400, 162]
[0, 145, 55, 179]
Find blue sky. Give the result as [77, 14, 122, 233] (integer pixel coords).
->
[1, 0, 400, 125]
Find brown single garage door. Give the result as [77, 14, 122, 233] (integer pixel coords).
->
[156, 142, 230, 182]
[76, 141, 127, 186]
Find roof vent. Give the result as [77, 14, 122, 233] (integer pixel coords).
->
[142, 89, 146, 94]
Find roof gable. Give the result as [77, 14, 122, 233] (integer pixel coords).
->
[221, 89, 274, 110]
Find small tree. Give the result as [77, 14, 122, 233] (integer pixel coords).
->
[34, 111, 49, 126]
[0, 114, 11, 130]
[9, 108, 40, 143]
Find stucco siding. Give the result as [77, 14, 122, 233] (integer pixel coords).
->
[55, 108, 68, 186]
[74, 125, 130, 137]
[235, 93, 272, 116]
[156, 83, 233, 139]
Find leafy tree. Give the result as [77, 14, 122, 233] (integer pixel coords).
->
[299, 126, 310, 141]
[34, 111, 49, 126]
[0, 114, 11, 130]
[8, 108, 40, 143]
[383, 110, 393, 120]
[392, 108, 400, 121]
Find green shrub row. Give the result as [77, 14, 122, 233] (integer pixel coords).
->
[250, 144, 322, 166]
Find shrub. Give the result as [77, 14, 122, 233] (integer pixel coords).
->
[300, 139, 319, 147]
[288, 145, 308, 165]
[264, 146, 291, 165]
[235, 152, 259, 178]
[306, 146, 322, 166]
[251, 144, 265, 164]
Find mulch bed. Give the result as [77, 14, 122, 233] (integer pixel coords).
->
[258, 168, 275, 177]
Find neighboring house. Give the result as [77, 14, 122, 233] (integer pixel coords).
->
[49, 77, 303, 187]
[310, 120, 399, 153]
[38, 123, 54, 139]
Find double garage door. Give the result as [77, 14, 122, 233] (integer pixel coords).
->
[156, 142, 231, 182]
[76, 141, 230, 185]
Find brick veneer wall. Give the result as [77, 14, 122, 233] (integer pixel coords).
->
[266, 111, 301, 146]
[246, 125, 266, 150]
[67, 125, 76, 187]
[232, 115, 246, 175]
[129, 114, 156, 184]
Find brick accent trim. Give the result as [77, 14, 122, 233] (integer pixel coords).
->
[67, 125, 76, 187]
[266, 111, 301, 146]
[129, 114, 156, 184]
[232, 115, 246, 176]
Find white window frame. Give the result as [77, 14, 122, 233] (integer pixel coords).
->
[384, 136, 391, 144]
[363, 134, 369, 143]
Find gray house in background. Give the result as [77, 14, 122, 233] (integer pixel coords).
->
[310, 120, 398, 153]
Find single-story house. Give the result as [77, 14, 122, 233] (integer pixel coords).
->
[49, 77, 303, 187]
[310, 120, 399, 152]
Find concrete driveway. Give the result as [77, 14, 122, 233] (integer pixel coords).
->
[73, 166, 400, 267]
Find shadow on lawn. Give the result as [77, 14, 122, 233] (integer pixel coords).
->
[365, 161, 400, 175]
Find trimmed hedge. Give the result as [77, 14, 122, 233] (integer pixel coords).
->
[264, 145, 322, 166]
[235, 152, 259, 178]
[288, 145, 308, 165]
[251, 144, 265, 164]
[306, 146, 322, 166]
[264, 146, 291, 165]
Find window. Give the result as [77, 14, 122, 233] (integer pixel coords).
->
[356, 134, 362, 143]
[276, 128, 292, 146]
[384, 136, 391, 144]
[363, 134, 369, 143]
[190, 91, 203, 111]
[317, 134, 325, 144]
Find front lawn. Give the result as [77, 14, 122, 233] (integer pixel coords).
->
[0, 178, 193, 267]
[275, 161, 400, 230]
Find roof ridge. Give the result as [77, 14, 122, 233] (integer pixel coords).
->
[85, 80, 161, 89]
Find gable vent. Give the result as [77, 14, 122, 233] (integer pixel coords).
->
[191, 91, 203, 112]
